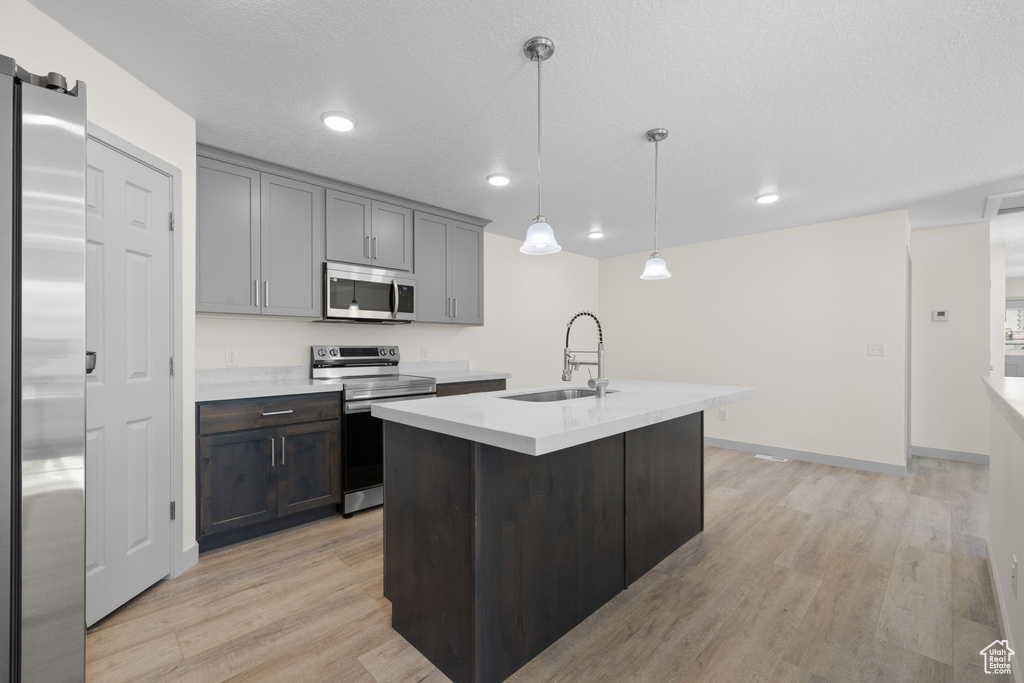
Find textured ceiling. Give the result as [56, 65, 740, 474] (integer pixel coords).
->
[28, 0, 1024, 258]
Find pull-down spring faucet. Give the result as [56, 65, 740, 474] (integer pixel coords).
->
[563, 311, 609, 398]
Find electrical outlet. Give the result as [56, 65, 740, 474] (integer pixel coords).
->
[718, 408, 728, 421]
[867, 342, 886, 357]
[225, 348, 239, 368]
[1013, 555, 1018, 598]
[421, 348, 430, 361]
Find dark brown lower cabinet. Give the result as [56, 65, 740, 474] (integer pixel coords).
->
[277, 420, 341, 517]
[434, 378, 506, 397]
[383, 412, 704, 683]
[197, 393, 342, 550]
[198, 427, 278, 538]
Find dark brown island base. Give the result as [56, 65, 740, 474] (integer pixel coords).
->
[383, 412, 703, 683]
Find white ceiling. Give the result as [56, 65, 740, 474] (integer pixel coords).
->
[29, 0, 1024, 258]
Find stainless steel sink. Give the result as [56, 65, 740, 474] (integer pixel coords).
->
[500, 388, 618, 402]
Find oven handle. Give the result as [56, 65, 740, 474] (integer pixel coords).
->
[344, 394, 435, 414]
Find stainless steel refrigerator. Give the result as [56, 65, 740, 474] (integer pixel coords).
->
[0, 54, 87, 682]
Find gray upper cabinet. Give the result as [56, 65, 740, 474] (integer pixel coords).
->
[414, 212, 484, 325]
[450, 223, 483, 325]
[370, 201, 413, 271]
[197, 157, 261, 314]
[414, 213, 451, 323]
[326, 190, 413, 271]
[260, 173, 324, 317]
[325, 190, 371, 265]
[197, 158, 324, 318]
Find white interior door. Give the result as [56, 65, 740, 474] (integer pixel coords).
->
[85, 138, 172, 626]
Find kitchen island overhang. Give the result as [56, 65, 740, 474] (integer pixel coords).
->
[375, 380, 754, 683]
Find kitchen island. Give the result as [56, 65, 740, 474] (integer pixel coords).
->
[373, 380, 755, 683]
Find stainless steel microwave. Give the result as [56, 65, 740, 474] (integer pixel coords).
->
[324, 262, 416, 323]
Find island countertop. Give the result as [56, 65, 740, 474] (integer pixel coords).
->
[371, 379, 755, 455]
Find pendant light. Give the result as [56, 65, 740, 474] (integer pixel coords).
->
[640, 128, 672, 279]
[520, 36, 561, 255]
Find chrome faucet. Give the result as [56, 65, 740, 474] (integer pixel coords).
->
[563, 311, 609, 397]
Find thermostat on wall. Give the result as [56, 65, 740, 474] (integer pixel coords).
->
[932, 310, 949, 321]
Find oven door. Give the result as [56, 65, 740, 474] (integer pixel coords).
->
[340, 394, 433, 514]
[324, 263, 415, 322]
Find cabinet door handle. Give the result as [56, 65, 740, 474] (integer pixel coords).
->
[265, 280, 270, 307]
[281, 436, 286, 465]
[271, 437, 275, 467]
[254, 279, 260, 307]
[372, 236, 378, 259]
[454, 297, 458, 319]
[447, 297, 451, 317]
[262, 409, 294, 416]
[364, 235, 369, 258]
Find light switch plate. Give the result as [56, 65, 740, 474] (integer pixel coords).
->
[867, 343, 886, 357]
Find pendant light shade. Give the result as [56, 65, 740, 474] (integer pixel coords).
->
[521, 218, 560, 254]
[640, 128, 672, 280]
[641, 253, 671, 280]
[520, 37, 561, 255]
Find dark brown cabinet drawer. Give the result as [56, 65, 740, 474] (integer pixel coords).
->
[198, 393, 341, 435]
[434, 379, 506, 398]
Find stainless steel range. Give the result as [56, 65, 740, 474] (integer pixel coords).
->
[311, 345, 435, 515]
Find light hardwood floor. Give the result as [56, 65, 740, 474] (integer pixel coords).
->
[86, 450, 1008, 682]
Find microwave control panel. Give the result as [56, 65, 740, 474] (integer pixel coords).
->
[396, 285, 414, 313]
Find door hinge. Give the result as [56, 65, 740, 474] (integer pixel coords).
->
[169, 211, 175, 231]
[170, 356, 175, 376]
[170, 501, 176, 520]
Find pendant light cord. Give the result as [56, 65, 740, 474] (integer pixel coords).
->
[653, 139, 659, 252]
[537, 56, 543, 218]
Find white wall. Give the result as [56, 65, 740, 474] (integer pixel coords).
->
[1006, 277, 1024, 299]
[909, 223, 991, 459]
[1, 0, 199, 551]
[197, 232, 600, 390]
[599, 210, 910, 473]
[992, 246, 1006, 378]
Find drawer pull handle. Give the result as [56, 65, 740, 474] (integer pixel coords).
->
[262, 410, 294, 416]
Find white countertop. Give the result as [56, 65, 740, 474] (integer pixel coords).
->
[371, 379, 756, 456]
[195, 363, 510, 402]
[984, 376, 1024, 432]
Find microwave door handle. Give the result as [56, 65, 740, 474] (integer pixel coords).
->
[391, 279, 399, 319]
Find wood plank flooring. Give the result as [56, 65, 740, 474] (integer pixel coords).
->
[86, 451, 1008, 682]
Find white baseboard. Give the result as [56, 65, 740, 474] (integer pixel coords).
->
[986, 539, 1021, 683]
[704, 437, 907, 476]
[911, 445, 989, 465]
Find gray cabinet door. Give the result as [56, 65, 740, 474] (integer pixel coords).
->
[371, 200, 413, 271]
[325, 189, 370, 265]
[450, 223, 483, 325]
[197, 157, 261, 313]
[413, 212, 451, 323]
[260, 173, 324, 317]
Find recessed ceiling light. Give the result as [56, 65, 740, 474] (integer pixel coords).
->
[588, 228, 604, 239]
[755, 193, 779, 204]
[321, 112, 356, 132]
[487, 174, 510, 187]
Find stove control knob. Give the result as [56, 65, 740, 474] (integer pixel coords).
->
[379, 348, 386, 356]
[317, 348, 326, 357]
[389, 349, 396, 356]
[329, 348, 338, 357]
